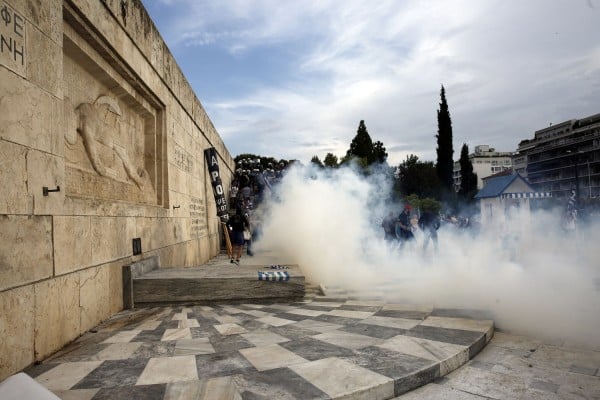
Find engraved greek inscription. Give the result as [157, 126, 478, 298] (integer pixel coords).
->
[190, 197, 206, 238]
[0, 4, 25, 67]
[12, 12, 22, 37]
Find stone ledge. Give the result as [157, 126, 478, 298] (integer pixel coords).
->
[122, 256, 161, 309]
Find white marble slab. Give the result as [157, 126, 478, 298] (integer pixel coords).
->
[327, 309, 375, 319]
[52, 389, 100, 400]
[172, 312, 187, 321]
[444, 365, 528, 399]
[306, 302, 343, 308]
[164, 377, 241, 400]
[102, 330, 142, 343]
[199, 310, 219, 319]
[214, 323, 248, 335]
[359, 315, 421, 330]
[215, 315, 240, 324]
[378, 335, 468, 375]
[137, 355, 198, 385]
[35, 362, 103, 391]
[220, 306, 246, 314]
[256, 316, 295, 327]
[287, 308, 324, 317]
[344, 300, 385, 307]
[241, 304, 265, 309]
[161, 328, 192, 341]
[313, 330, 382, 350]
[421, 316, 494, 341]
[292, 319, 343, 333]
[93, 342, 143, 361]
[178, 318, 200, 328]
[290, 357, 394, 399]
[241, 329, 290, 346]
[136, 320, 162, 331]
[239, 344, 308, 371]
[242, 310, 270, 318]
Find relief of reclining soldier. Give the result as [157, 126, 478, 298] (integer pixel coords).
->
[71, 95, 149, 189]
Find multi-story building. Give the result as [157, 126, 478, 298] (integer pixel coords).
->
[515, 113, 600, 200]
[453, 145, 513, 191]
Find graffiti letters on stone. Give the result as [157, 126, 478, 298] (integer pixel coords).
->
[0, 3, 25, 75]
[73, 95, 147, 189]
[204, 147, 228, 219]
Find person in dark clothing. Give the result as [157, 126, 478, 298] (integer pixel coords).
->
[227, 208, 249, 265]
[396, 205, 415, 245]
[418, 209, 440, 252]
[381, 211, 397, 242]
[244, 211, 253, 256]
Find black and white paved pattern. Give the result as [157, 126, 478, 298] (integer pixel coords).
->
[24, 288, 494, 400]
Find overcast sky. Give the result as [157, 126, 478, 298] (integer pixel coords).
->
[141, 0, 599, 166]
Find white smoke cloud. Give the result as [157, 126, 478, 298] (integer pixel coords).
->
[253, 163, 600, 347]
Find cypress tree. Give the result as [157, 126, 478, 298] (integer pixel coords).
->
[435, 85, 455, 194]
[459, 143, 478, 201]
[347, 120, 373, 160]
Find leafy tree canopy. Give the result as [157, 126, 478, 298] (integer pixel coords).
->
[347, 120, 373, 159]
[396, 154, 441, 199]
[310, 155, 324, 168]
[323, 153, 339, 168]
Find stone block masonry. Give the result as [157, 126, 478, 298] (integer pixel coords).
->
[0, 0, 234, 380]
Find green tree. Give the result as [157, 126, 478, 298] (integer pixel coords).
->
[345, 120, 373, 163]
[372, 140, 388, 163]
[323, 153, 338, 168]
[458, 143, 478, 201]
[435, 85, 455, 194]
[310, 155, 324, 168]
[396, 154, 440, 198]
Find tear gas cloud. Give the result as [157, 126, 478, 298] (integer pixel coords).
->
[253, 163, 600, 347]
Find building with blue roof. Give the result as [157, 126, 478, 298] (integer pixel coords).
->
[475, 173, 551, 226]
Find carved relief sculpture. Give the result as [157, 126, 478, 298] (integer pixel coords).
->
[72, 95, 147, 189]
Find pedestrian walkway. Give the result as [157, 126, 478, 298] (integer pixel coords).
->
[396, 331, 600, 399]
[25, 289, 493, 399]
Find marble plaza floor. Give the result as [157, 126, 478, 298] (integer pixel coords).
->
[24, 288, 495, 399]
[19, 253, 600, 399]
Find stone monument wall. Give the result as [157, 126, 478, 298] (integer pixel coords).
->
[0, 0, 234, 379]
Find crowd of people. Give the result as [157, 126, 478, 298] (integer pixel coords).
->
[381, 204, 474, 252]
[381, 205, 454, 253]
[225, 158, 289, 264]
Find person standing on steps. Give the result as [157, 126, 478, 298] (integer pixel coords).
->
[227, 207, 249, 265]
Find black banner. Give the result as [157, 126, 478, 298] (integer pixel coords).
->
[204, 147, 228, 219]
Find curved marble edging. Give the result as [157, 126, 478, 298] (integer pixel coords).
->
[315, 286, 495, 398]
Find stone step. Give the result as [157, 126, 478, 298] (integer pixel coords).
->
[132, 263, 306, 306]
